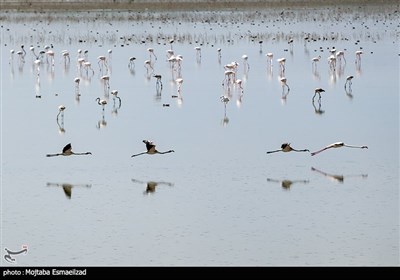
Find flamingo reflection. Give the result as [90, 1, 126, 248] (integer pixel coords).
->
[312, 98, 325, 115]
[131, 179, 174, 195]
[47, 182, 92, 199]
[311, 167, 368, 184]
[267, 178, 310, 191]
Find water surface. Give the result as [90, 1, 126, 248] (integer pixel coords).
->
[1, 4, 399, 266]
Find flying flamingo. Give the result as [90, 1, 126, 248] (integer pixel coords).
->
[311, 142, 368, 156]
[267, 143, 309, 154]
[131, 140, 174, 157]
[46, 143, 92, 157]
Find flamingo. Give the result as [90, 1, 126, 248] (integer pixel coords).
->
[195, 46, 201, 61]
[236, 79, 244, 93]
[30, 46, 39, 60]
[345, 75, 354, 89]
[242, 54, 250, 71]
[279, 77, 290, 91]
[46, 49, 55, 66]
[312, 55, 321, 66]
[147, 47, 157, 60]
[266, 52, 273, 65]
[336, 50, 346, 64]
[9, 49, 15, 64]
[153, 74, 162, 85]
[83, 61, 94, 75]
[220, 95, 230, 104]
[57, 105, 65, 120]
[355, 50, 363, 63]
[176, 78, 183, 93]
[100, 75, 110, 89]
[74, 77, 80, 92]
[128, 56, 136, 68]
[267, 143, 309, 154]
[61, 50, 70, 63]
[96, 97, 107, 111]
[97, 55, 108, 70]
[311, 142, 368, 156]
[46, 143, 92, 157]
[144, 60, 154, 73]
[111, 90, 121, 107]
[313, 88, 325, 101]
[131, 140, 174, 157]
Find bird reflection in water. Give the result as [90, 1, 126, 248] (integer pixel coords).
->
[131, 179, 174, 195]
[311, 167, 368, 184]
[345, 85, 353, 99]
[234, 79, 245, 108]
[267, 178, 310, 191]
[97, 113, 107, 129]
[57, 117, 66, 134]
[153, 74, 163, 102]
[47, 182, 92, 199]
[312, 98, 325, 115]
[344, 75, 354, 99]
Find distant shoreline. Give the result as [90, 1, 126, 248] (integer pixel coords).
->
[1, 0, 397, 12]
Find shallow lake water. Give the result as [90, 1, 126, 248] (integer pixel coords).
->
[1, 3, 399, 266]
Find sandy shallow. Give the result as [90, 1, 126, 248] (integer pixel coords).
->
[1, 0, 399, 11]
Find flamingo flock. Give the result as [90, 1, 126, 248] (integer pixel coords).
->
[6, 10, 373, 163]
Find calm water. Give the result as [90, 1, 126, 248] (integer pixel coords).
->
[1, 4, 399, 266]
